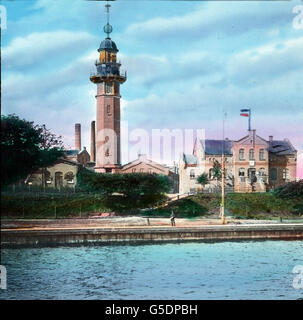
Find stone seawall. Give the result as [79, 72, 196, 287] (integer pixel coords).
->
[1, 224, 303, 247]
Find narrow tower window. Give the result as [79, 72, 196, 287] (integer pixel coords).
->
[107, 105, 111, 115]
[105, 82, 112, 94]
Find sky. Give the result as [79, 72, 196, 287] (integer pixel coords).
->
[1, 0, 303, 177]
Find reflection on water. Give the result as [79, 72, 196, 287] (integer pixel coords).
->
[1, 240, 303, 300]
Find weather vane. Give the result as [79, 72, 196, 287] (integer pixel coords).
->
[103, 0, 112, 38]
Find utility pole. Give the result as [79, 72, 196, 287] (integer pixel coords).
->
[220, 111, 227, 225]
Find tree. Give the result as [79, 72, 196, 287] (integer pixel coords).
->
[76, 167, 172, 211]
[1, 114, 64, 186]
[197, 173, 209, 187]
[213, 159, 222, 180]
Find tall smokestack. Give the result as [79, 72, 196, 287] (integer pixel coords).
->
[75, 123, 81, 151]
[90, 121, 96, 162]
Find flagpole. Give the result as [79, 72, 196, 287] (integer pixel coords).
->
[249, 109, 251, 131]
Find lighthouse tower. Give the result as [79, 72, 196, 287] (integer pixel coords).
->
[90, 3, 126, 173]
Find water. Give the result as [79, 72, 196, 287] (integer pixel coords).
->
[1, 240, 303, 300]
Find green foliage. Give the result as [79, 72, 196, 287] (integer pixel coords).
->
[1, 193, 109, 218]
[225, 193, 299, 218]
[1, 114, 64, 186]
[76, 167, 172, 211]
[213, 159, 222, 179]
[197, 173, 209, 186]
[77, 167, 171, 194]
[273, 180, 303, 198]
[143, 197, 208, 218]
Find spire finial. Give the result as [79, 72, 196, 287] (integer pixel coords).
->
[103, 1, 112, 38]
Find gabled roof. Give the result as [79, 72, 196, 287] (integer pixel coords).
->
[204, 139, 233, 156]
[183, 154, 197, 165]
[120, 154, 169, 173]
[269, 140, 297, 155]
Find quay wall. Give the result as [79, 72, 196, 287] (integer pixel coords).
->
[1, 224, 303, 247]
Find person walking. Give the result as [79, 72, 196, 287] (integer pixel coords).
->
[170, 210, 176, 227]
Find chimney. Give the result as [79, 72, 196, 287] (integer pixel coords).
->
[90, 121, 96, 163]
[75, 123, 81, 151]
[269, 135, 273, 142]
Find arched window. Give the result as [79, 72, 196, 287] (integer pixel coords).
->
[64, 171, 74, 184]
[259, 149, 265, 161]
[55, 172, 63, 188]
[209, 168, 214, 179]
[45, 170, 52, 184]
[239, 149, 245, 160]
[190, 169, 195, 179]
[239, 168, 245, 177]
[283, 168, 289, 180]
[270, 168, 278, 181]
[249, 149, 255, 160]
[105, 82, 112, 94]
[259, 168, 266, 176]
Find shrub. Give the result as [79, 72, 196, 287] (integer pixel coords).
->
[274, 180, 303, 198]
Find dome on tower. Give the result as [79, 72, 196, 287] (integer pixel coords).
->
[98, 38, 119, 53]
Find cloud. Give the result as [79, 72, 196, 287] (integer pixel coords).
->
[3, 30, 96, 70]
[123, 2, 293, 43]
[228, 37, 303, 86]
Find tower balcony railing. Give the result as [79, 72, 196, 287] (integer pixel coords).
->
[90, 70, 127, 83]
[94, 60, 122, 66]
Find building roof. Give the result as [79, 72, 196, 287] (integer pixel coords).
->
[98, 37, 118, 53]
[204, 139, 233, 155]
[268, 140, 297, 155]
[183, 154, 197, 165]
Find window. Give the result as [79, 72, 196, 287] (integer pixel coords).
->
[64, 171, 74, 184]
[132, 168, 136, 173]
[55, 172, 63, 188]
[259, 149, 265, 161]
[270, 168, 278, 181]
[249, 149, 255, 160]
[45, 170, 52, 184]
[140, 168, 144, 173]
[239, 149, 245, 160]
[259, 168, 266, 176]
[239, 168, 245, 176]
[190, 169, 195, 179]
[148, 169, 152, 174]
[105, 82, 112, 94]
[107, 105, 111, 115]
[209, 168, 214, 179]
[190, 188, 196, 194]
[283, 168, 289, 180]
[105, 148, 109, 157]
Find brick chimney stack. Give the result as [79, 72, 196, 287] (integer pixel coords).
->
[90, 121, 96, 163]
[269, 135, 273, 142]
[75, 123, 81, 151]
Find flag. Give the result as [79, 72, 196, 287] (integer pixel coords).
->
[240, 109, 250, 117]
